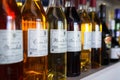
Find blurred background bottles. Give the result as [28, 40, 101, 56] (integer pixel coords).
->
[109, 20, 120, 62]
[88, 0, 102, 68]
[64, 0, 81, 77]
[0, 0, 23, 80]
[98, 3, 112, 65]
[46, 0, 67, 80]
[77, 0, 92, 72]
[114, 9, 120, 45]
[21, 0, 48, 80]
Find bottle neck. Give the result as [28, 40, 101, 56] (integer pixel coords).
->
[49, 0, 62, 7]
[78, 4, 87, 11]
[65, 1, 70, 7]
[88, 7, 96, 12]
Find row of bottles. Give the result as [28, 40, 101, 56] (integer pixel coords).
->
[0, 0, 119, 80]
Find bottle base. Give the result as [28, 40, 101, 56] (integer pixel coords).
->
[67, 72, 80, 77]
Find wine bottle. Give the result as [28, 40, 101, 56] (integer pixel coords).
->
[77, 0, 92, 71]
[114, 9, 120, 45]
[99, 3, 112, 65]
[88, 0, 102, 68]
[110, 20, 119, 62]
[21, 0, 48, 80]
[46, 0, 67, 79]
[0, 0, 23, 80]
[64, 0, 81, 77]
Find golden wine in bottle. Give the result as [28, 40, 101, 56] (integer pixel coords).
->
[21, 0, 48, 80]
[46, 0, 67, 80]
[88, 0, 102, 68]
[0, 0, 23, 80]
[77, 0, 92, 71]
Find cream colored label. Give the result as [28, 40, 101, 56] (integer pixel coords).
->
[50, 29, 67, 53]
[0, 30, 23, 64]
[67, 31, 81, 52]
[28, 29, 48, 57]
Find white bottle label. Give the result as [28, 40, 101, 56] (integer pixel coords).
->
[50, 29, 67, 53]
[84, 32, 91, 49]
[0, 30, 23, 64]
[67, 31, 81, 52]
[92, 31, 102, 48]
[28, 29, 48, 57]
[110, 47, 120, 59]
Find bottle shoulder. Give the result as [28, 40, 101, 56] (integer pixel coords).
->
[22, 1, 46, 20]
[46, 7, 66, 21]
[65, 7, 80, 23]
[78, 10, 91, 23]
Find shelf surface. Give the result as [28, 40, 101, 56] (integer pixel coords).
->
[67, 61, 120, 80]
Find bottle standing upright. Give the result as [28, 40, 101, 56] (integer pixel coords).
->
[0, 0, 23, 80]
[109, 9, 120, 62]
[88, 0, 102, 68]
[77, 0, 92, 72]
[46, 0, 67, 79]
[98, 3, 112, 65]
[21, 0, 48, 80]
[64, 0, 81, 77]
[109, 20, 119, 62]
[114, 9, 120, 45]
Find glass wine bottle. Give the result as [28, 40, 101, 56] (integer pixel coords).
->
[0, 0, 23, 80]
[88, 0, 102, 68]
[77, 0, 92, 71]
[109, 20, 119, 62]
[98, 3, 112, 65]
[21, 0, 48, 80]
[64, 0, 81, 77]
[46, 0, 67, 80]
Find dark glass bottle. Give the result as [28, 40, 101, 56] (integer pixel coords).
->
[114, 9, 120, 45]
[88, 0, 102, 68]
[99, 3, 112, 65]
[64, 0, 81, 77]
[0, 0, 23, 80]
[110, 21, 119, 62]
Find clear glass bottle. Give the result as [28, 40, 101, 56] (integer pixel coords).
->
[77, 0, 92, 71]
[64, 0, 81, 77]
[46, 0, 67, 79]
[21, 0, 48, 80]
[0, 0, 23, 80]
[88, 0, 102, 68]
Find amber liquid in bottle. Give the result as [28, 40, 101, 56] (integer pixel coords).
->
[88, 0, 102, 68]
[64, 0, 81, 77]
[21, 0, 48, 80]
[0, 0, 23, 80]
[77, 0, 92, 71]
[47, 0, 67, 80]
